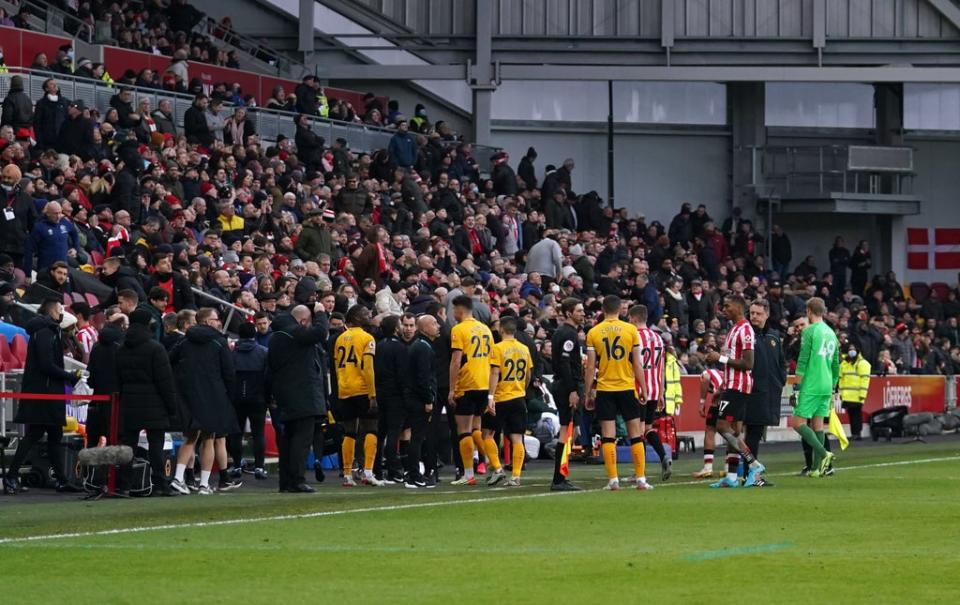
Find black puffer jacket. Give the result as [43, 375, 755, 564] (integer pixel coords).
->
[0, 185, 38, 261]
[33, 94, 69, 150]
[267, 312, 328, 421]
[116, 323, 177, 430]
[170, 325, 238, 434]
[1, 80, 33, 130]
[15, 316, 75, 425]
[231, 338, 269, 410]
[87, 324, 124, 396]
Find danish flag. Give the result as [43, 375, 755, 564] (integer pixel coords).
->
[907, 228, 960, 270]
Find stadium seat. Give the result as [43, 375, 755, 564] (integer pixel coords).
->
[909, 282, 930, 304]
[12, 268, 26, 287]
[90, 312, 105, 332]
[0, 335, 13, 371]
[62, 293, 73, 308]
[90, 251, 104, 266]
[9, 334, 27, 368]
[931, 282, 950, 300]
[71, 292, 86, 305]
[84, 292, 100, 308]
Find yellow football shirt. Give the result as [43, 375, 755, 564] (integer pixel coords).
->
[334, 327, 376, 399]
[585, 318, 639, 392]
[490, 337, 532, 403]
[451, 317, 493, 396]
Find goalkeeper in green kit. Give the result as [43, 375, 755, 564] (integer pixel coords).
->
[791, 297, 838, 477]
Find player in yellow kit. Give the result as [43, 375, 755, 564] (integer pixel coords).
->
[485, 317, 532, 487]
[334, 305, 384, 486]
[447, 295, 494, 486]
[584, 295, 651, 491]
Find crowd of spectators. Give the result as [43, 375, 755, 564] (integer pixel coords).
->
[2, 65, 960, 383]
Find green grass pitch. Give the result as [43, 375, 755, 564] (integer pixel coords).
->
[1, 438, 958, 604]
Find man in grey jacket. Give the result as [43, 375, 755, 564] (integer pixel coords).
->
[525, 231, 563, 284]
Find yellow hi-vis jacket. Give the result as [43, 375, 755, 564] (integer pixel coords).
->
[839, 355, 871, 404]
[664, 350, 683, 415]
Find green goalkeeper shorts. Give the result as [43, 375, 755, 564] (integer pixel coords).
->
[795, 392, 832, 419]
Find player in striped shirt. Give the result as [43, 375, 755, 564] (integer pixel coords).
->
[72, 302, 98, 364]
[693, 367, 725, 478]
[704, 294, 766, 488]
[628, 304, 671, 482]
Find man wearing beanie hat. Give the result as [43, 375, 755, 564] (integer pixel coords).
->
[115, 307, 179, 496]
[0, 164, 38, 270]
[2, 75, 34, 132]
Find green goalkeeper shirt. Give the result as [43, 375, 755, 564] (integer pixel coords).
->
[796, 320, 840, 396]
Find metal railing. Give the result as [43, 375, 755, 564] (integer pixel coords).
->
[196, 16, 307, 79]
[3, 0, 95, 42]
[739, 144, 916, 199]
[0, 67, 402, 152]
[190, 288, 254, 335]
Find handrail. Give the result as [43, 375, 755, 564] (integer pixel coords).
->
[196, 16, 303, 78]
[12, 0, 94, 43]
[190, 287, 254, 335]
[0, 67, 403, 151]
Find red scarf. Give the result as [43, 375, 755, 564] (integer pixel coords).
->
[376, 243, 388, 274]
[468, 229, 482, 255]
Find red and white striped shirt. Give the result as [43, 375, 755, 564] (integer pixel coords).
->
[76, 325, 99, 358]
[635, 326, 665, 402]
[703, 369, 724, 394]
[722, 319, 755, 393]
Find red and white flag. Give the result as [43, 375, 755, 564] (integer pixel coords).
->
[907, 228, 960, 270]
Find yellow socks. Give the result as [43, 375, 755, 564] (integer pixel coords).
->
[511, 442, 525, 478]
[342, 435, 356, 472]
[459, 434, 475, 478]
[471, 430, 485, 460]
[630, 437, 646, 480]
[601, 439, 617, 479]
[482, 436, 502, 472]
[363, 433, 377, 471]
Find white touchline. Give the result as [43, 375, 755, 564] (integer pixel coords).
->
[0, 455, 957, 546]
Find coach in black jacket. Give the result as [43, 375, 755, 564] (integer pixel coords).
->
[375, 316, 408, 482]
[403, 315, 439, 486]
[267, 305, 328, 493]
[85, 320, 125, 447]
[745, 299, 786, 471]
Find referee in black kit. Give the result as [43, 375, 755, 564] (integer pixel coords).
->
[549, 297, 586, 491]
[744, 298, 786, 487]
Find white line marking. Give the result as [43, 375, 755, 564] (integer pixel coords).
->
[0, 455, 956, 546]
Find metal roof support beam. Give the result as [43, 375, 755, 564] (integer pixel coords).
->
[470, 0, 495, 145]
[298, 0, 315, 53]
[925, 0, 960, 32]
[661, 0, 674, 66]
[812, 0, 826, 66]
[313, 64, 960, 83]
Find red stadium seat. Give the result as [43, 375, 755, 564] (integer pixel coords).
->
[0, 335, 13, 371]
[63, 293, 73, 308]
[90, 251, 105, 266]
[10, 334, 27, 368]
[84, 292, 100, 308]
[12, 268, 26, 287]
[909, 282, 930, 304]
[71, 292, 85, 305]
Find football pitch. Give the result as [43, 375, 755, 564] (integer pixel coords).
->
[1, 437, 958, 604]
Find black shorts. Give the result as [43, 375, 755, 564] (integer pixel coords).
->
[481, 408, 498, 431]
[641, 400, 659, 424]
[553, 387, 580, 426]
[455, 390, 487, 416]
[495, 398, 526, 435]
[715, 389, 748, 424]
[595, 390, 642, 422]
[336, 395, 378, 423]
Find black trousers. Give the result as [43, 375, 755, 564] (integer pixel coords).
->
[85, 403, 111, 448]
[7, 424, 65, 483]
[744, 424, 764, 460]
[842, 402, 864, 437]
[381, 397, 406, 475]
[227, 402, 267, 469]
[120, 427, 166, 490]
[278, 416, 314, 490]
[423, 402, 448, 477]
[404, 399, 430, 480]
